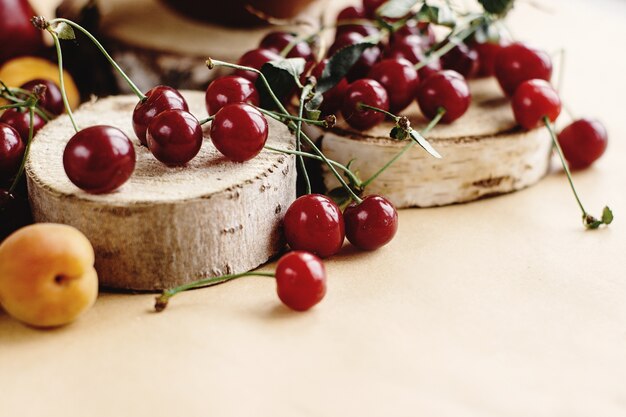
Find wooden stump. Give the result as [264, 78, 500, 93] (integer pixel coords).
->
[317, 77, 552, 208]
[26, 91, 296, 291]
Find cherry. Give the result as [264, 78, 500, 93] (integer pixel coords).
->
[393, 21, 436, 47]
[0, 108, 46, 142]
[341, 78, 389, 131]
[205, 76, 260, 116]
[133, 85, 189, 146]
[511, 79, 561, 130]
[470, 37, 509, 77]
[210, 103, 268, 162]
[441, 42, 479, 79]
[337, 5, 366, 20]
[20, 79, 64, 116]
[336, 24, 380, 38]
[385, 34, 425, 64]
[259, 31, 313, 60]
[311, 59, 349, 116]
[557, 119, 608, 170]
[146, 110, 203, 166]
[328, 32, 382, 82]
[368, 58, 420, 113]
[363, 0, 386, 18]
[284, 194, 345, 258]
[416, 70, 471, 123]
[235, 48, 282, 82]
[0, 0, 43, 63]
[63, 125, 136, 194]
[0, 123, 25, 181]
[275, 251, 326, 311]
[344, 195, 398, 251]
[494, 42, 552, 96]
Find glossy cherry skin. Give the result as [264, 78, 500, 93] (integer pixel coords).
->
[470, 38, 509, 77]
[344, 195, 398, 251]
[20, 79, 65, 116]
[328, 32, 382, 82]
[0, 108, 46, 142]
[511, 79, 561, 130]
[275, 251, 326, 311]
[393, 21, 436, 47]
[385, 34, 425, 64]
[558, 119, 608, 170]
[63, 126, 136, 194]
[416, 70, 471, 123]
[441, 42, 479, 79]
[259, 31, 313, 60]
[205, 76, 260, 116]
[146, 110, 203, 166]
[284, 194, 345, 258]
[341, 79, 389, 131]
[0, 0, 43, 63]
[368, 58, 420, 113]
[133, 85, 189, 146]
[210, 103, 268, 162]
[311, 59, 349, 116]
[0, 123, 25, 180]
[235, 48, 281, 82]
[494, 42, 552, 96]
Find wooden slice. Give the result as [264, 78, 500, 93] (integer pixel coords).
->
[26, 91, 296, 291]
[317, 77, 552, 208]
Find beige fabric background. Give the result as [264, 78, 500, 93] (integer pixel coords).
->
[2, 0, 625, 416]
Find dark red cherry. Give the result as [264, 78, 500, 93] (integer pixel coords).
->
[393, 21, 436, 47]
[210, 103, 268, 162]
[19, 79, 65, 115]
[235, 48, 282, 82]
[368, 58, 420, 113]
[311, 59, 349, 116]
[284, 194, 345, 258]
[336, 24, 380, 38]
[344, 195, 398, 251]
[494, 42, 552, 96]
[363, 0, 386, 17]
[205, 76, 260, 116]
[0, 123, 25, 180]
[329, 32, 381, 82]
[0, 108, 46, 142]
[0, 0, 44, 63]
[146, 110, 203, 166]
[511, 79, 561, 130]
[558, 119, 608, 170]
[385, 34, 425, 64]
[416, 70, 471, 123]
[132, 85, 189, 146]
[275, 251, 326, 312]
[341, 78, 389, 131]
[337, 5, 366, 20]
[259, 31, 313, 60]
[441, 42, 479, 78]
[63, 125, 136, 194]
[470, 37, 509, 77]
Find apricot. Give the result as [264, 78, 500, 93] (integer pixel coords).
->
[0, 56, 80, 109]
[0, 223, 98, 327]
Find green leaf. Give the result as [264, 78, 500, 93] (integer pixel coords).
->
[409, 129, 442, 159]
[256, 58, 305, 109]
[417, 3, 455, 27]
[390, 126, 408, 140]
[317, 42, 377, 94]
[602, 206, 614, 225]
[378, 0, 417, 19]
[54, 22, 76, 40]
[478, 0, 514, 16]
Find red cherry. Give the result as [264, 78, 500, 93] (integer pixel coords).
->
[393, 21, 435, 47]
[20, 79, 65, 116]
[0, 108, 46, 142]
[363, 0, 386, 17]
[0, 0, 43, 63]
[259, 31, 313, 60]
[235, 48, 281, 82]
[441, 42, 479, 79]
[63, 125, 136, 194]
[336, 24, 380, 38]
[328, 32, 382, 82]
[341, 78, 389, 131]
[0, 123, 25, 181]
[210, 103, 268, 162]
[470, 37, 509, 77]
[368, 58, 420, 113]
[558, 119, 608, 170]
[416, 70, 471, 123]
[337, 5, 366, 20]
[146, 110, 203, 166]
[275, 251, 326, 311]
[344, 195, 398, 251]
[494, 42, 552, 96]
[284, 194, 345, 258]
[133, 85, 189, 146]
[385, 34, 425, 64]
[205, 76, 260, 116]
[311, 59, 349, 116]
[511, 79, 561, 130]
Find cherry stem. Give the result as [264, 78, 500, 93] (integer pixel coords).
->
[8, 106, 35, 194]
[154, 271, 275, 312]
[48, 29, 79, 133]
[207, 58, 363, 204]
[48, 18, 146, 101]
[256, 106, 331, 128]
[357, 102, 398, 121]
[198, 115, 215, 125]
[0, 89, 52, 122]
[415, 18, 483, 71]
[295, 88, 312, 195]
[362, 108, 445, 188]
